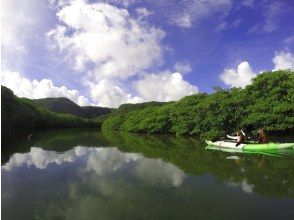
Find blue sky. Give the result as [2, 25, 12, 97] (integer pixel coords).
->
[1, 0, 294, 107]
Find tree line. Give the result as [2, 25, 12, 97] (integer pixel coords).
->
[102, 70, 294, 139]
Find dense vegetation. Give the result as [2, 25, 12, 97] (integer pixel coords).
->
[102, 70, 294, 138]
[101, 101, 170, 130]
[1, 86, 101, 141]
[113, 101, 169, 115]
[33, 97, 112, 118]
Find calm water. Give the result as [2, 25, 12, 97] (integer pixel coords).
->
[2, 129, 294, 220]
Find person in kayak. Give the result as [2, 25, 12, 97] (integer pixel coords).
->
[258, 128, 269, 144]
[235, 130, 245, 147]
[227, 129, 246, 140]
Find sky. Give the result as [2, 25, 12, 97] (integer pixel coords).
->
[1, 0, 294, 107]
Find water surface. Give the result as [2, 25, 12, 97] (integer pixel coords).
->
[2, 129, 294, 220]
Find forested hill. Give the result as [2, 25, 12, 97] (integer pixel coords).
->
[1, 86, 101, 142]
[33, 97, 112, 118]
[113, 101, 170, 115]
[102, 70, 294, 138]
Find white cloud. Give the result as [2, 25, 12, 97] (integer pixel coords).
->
[219, 61, 256, 88]
[173, 14, 193, 28]
[47, 0, 165, 80]
[168, 0, 232, 28]
[88, 79, 142, 108]
[1, 0, 47, 53]
[174, 62, 192, 74]
[134, 71, 198, 102]
[4, 0, 200, 108]
[1, 71, 90, 106]
[88, 69, 199, 107]
[272, 51, 294, 71]
[135, 7, 153, 21]
[1, 0, 52, 69]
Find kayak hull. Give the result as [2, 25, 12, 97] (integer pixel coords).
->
[206, 141, 294, 151]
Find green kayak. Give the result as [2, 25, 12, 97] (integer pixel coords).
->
[206, 140, 294, 151]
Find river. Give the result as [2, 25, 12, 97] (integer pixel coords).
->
[2, 129, 294, 220]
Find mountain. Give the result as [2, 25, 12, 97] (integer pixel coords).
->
[33, 97, 112, 118]
[1, 86, 101, 143]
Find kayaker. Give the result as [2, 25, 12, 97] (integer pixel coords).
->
[227, 129, 246, 140]
[235, 130, 245, 147]
[258, 128, 269, 144]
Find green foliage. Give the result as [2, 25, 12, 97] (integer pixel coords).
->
[102, 70, 294, 138]
[1, 86, 101, 141]
[112, 101, 169, 115]
[241, 70, 294, 131]
[101, 115, 125, 131]
[33, 97, 112, 118]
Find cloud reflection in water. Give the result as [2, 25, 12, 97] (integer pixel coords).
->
[3, 146, 186, 188]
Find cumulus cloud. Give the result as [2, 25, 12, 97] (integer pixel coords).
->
[219, 61, 256, 88]
[46, 0, 201, 107]
[134, 71, 198, 102]
[167, 0, 232, 28]
[87, 70, 198, 107]
[88, 79, 142, 108]
[272, 51, 294, 71]
[47, 0, 165, 80]
[1, 71, 90, 106]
